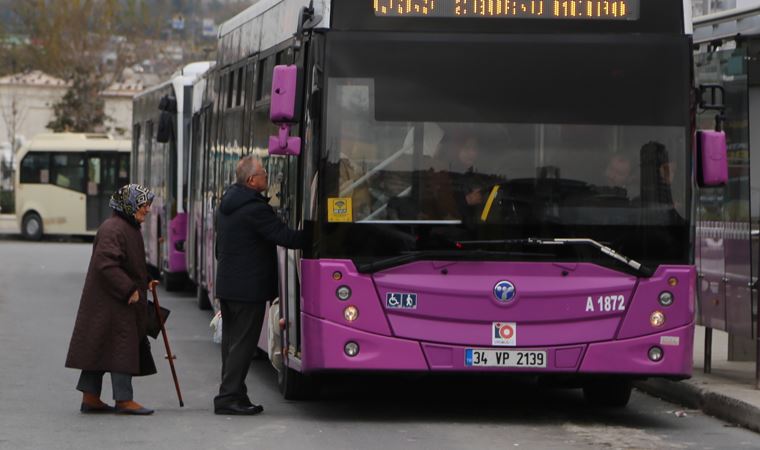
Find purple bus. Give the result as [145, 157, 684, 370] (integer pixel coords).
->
[132, 62, 212, 290]
[196, 0, 728, 404]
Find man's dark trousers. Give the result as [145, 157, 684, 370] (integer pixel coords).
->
[214, 299, 267, 409]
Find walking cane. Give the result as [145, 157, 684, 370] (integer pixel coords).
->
[149, 281, 185, 407]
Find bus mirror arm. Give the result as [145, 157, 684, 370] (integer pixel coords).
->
[294, 1, 321, 50]
[269, 125, 302, 156]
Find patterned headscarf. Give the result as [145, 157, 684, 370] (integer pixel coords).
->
[109, 184, 155, 216]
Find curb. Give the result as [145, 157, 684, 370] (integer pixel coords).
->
[634, 378, 760, 433]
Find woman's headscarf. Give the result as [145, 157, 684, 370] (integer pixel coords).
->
[109, 184, 155, 216]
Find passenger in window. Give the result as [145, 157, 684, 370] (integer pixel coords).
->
[65, 184, 158, 415]
[422, 132, 488, 221]
[595, 154, 634, 202]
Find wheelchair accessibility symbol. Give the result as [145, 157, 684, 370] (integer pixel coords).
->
[386, 293, 417, 309]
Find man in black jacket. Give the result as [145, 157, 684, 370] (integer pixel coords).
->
[213, 156, 304, 415]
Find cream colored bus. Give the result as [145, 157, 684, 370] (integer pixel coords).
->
[15, 133, 130, 240]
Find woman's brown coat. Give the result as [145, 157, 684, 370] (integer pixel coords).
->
[65, 214, 156, 376]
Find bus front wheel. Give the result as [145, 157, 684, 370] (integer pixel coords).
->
[21, 213, 43, 241]
[583, 379, 633, 407]
[278, 362, 314, 400]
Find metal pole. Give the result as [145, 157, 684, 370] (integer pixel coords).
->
[705, 327, 713, 374]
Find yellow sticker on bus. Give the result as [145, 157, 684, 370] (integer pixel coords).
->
[328, 198, 353, 223]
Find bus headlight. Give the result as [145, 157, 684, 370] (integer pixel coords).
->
[336, 285, 352, 301]
[648, 346, 664, 362]
[344, 305, 359, 322]
[344, 341, 360, 357]
[650, 311, 666, 327]
[658, 291, 674, 307]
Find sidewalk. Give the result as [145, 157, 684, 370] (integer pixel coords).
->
[635, 326, 760, 433]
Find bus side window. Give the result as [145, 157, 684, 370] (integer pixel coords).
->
[20, 152, 51, 184]
[51, 153, 86, 193]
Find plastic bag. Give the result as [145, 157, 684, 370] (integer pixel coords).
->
[268, 298, 283, 371]
[209, 310, 222, 344]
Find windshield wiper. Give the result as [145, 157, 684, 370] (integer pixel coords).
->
[456, 238, 654, 277]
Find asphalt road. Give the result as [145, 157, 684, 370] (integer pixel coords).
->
[0, 240, 758, 449]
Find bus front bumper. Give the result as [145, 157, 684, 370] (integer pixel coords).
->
[300, 314, 694, 377]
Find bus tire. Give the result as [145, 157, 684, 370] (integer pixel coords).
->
[278, 364, 313, 400]
[197, 284, 211, 310]
[21, 212, 43, 241]
[583, 379, 633, 407]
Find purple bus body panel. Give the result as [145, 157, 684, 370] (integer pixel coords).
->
[301, 314, 428, 371]
[699, 131, 728, 186]
[389, 314, 620, 347]
[297, 259, 694, 375]
[617, 266, 695, 339]
[167, 213, 187, 273]
[270, 65, 297, 122]
[301, 260, 392, 335]
[581, 323, 694, 376]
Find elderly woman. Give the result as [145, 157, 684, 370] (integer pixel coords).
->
[65, 184, 157, 415]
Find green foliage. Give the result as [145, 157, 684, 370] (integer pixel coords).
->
[46, 65, 107, 132]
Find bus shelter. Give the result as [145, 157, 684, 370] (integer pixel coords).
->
[693, 4, 760, 388]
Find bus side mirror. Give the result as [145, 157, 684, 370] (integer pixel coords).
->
[269, 65, 301, 156]
[697, 130, 728, 187]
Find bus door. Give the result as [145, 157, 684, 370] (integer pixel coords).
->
[86, 152, 129, 230]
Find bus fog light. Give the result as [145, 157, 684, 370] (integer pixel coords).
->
[344, 305, 359, 322]
[650, 311, 666, 327]
[648, 346, 664, 362]
[332, 271, 343, 280]
[336, 285, 352, 301]
[668, 277, 678, 287]
[658, 291, 674, 307]
[344, 341, 360, 357]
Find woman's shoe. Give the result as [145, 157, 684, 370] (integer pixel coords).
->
[81, 393, 115, 413]
[80, 402, 116, 413]
[115, 400, 154, 415]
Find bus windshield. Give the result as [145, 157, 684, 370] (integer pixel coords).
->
[320, 32, 691, 269]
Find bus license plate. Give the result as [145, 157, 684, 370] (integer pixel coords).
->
[465, 349, 547, 368]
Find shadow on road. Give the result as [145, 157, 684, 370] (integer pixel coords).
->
[247, 361, 667, 429]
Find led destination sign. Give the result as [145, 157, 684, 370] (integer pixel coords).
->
[374, 0, 639, 20]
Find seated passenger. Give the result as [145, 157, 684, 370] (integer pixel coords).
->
[421, 132, 489, 222]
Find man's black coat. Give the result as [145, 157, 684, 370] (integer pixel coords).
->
[215, 183, 304, 303]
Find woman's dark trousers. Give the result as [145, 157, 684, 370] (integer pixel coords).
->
[77, 370, 133, 401]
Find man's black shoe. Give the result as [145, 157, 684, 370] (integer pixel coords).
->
[214, 403, 264, 416]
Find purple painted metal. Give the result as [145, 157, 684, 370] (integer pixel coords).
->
[270, 65, 298, 122]
[167, 212, 187, 273]
[581, 323, 693, 376]
[268, 125, 302, 156]
[301, 259, 392, 335]
[698, 130, 728, 187]
[296, 259, 695, 376]
[301, 314, 428, 371]
[616, 266, 694, 340]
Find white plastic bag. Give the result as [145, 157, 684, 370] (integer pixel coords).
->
[268, 298, 283, 371]
[209, 310, 223, 344]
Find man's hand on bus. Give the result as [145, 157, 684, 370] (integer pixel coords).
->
[128, 290, 140, 305]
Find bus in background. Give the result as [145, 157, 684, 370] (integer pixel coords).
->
[15, 133, 130, 240]
[187, 67, 216, 310]
[132, 61, 213, 290]
[196, 0, 728, 403]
